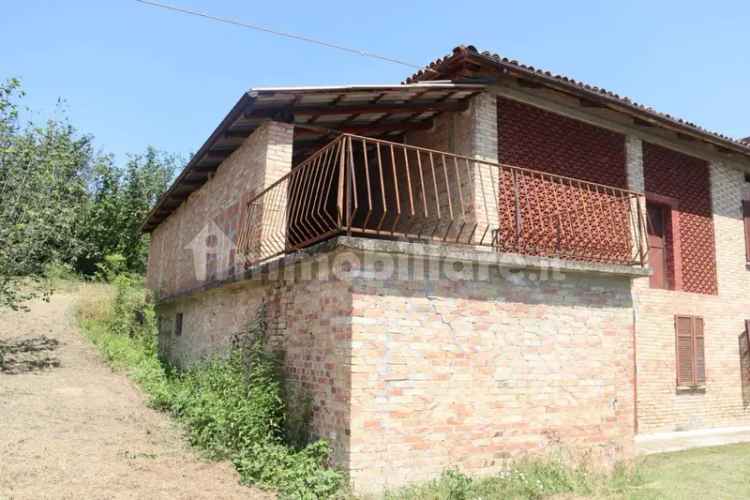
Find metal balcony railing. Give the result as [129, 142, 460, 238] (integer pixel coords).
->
[236, 134, 647, 269]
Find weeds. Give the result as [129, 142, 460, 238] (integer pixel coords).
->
[382, 460, 643, 500]
[76, 278, 343, 499]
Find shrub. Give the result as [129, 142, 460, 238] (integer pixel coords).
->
[44, 260, 80, 292]
[382, 459, 643, 500]
[95, 253, 128, 283]
[77, 278, 344, 499]
[109, 273, 155, 338]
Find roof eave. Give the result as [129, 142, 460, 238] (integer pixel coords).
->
[407, 45, 750, 159]
[141, 91, 256, 233]
[469, 51, 750, 157]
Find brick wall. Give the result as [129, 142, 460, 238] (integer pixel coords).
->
[146, 88, 750, 491]
[156, 261, 353, 466]
[146, 121, 293, 299]
[405, 93, 500, 242]
[347, 256, 636, 491]
[630, 143, 750, 433]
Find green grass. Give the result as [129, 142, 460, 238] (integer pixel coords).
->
[373, 461, 643, 500]
[374, 444, 750, 500]
[633, 443, 750, 500]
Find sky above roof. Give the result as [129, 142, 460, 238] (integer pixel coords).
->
[3, 0, 749, 165]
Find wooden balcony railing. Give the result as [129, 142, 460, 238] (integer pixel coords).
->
[237, 134, 647, 269]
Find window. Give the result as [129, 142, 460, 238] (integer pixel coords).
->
[675, 315, 705, 388]
[647, 203, 669, 289]
[646, 194, 682, 290]
[175, 313, 183, 337]
[743, 201, 750, 264]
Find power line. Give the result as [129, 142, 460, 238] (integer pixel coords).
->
[134, 0, 426, 70]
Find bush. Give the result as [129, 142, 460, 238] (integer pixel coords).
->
[76, 278, 344, 499]
[382, 459, 643, 500]
[95, 253, 128, 283]
[44, 260, 79, 285]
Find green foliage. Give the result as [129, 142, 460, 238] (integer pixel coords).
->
[79, 148, 177, 275]
[77, 280, 344, 499]
[382, 460, 643, 500]
[109, 273, 156, 338]
[95, 253, 128, 282]
[0, 77, 177, 310]
[43, 260, 80, 293]
[234, 441, 343, 500]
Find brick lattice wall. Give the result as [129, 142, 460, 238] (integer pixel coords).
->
[496, 97, 633, 263]
[497, 97, 627, 187]
[643, 142, 718, 295]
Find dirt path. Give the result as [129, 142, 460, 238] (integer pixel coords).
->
[0, 291, 266, 499]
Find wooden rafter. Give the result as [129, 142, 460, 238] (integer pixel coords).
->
[250, 100, 468, 119]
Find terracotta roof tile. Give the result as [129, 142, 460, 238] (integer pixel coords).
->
[406, 45, 750, 155]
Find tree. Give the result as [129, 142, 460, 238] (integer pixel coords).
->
[79, 147, 177, 275]
[0, 77, 178, 309]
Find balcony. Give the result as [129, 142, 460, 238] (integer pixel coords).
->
[237, 134, 647, 270]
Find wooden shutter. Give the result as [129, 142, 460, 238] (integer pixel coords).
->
[675, 315, 706, 387]
[675, 315, 695, 386]
[743, 201, 750, 263]
[647, 204, 669, 289]
[693, 317, 705, 385]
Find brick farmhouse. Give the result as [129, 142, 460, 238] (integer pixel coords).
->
[143, 46, 750, 491]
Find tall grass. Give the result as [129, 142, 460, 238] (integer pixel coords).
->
[381, 461, 643, 500]
[76, 277, 343, 499]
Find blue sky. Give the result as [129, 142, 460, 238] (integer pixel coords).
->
[3, 1, 749, 165]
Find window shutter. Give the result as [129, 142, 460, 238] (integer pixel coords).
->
[675, 315, 695, 386]
[693, 317, 705, 385]
[744, 201, 750, 263]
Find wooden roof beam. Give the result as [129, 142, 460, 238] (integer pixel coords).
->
[205, 151, 233, 160]
[249, 100, 468, 119]
[579, 98, 608, 109]
[297, 120, 434, 135]
[225, 127, 255, 139]
[633, 117, 656, 128]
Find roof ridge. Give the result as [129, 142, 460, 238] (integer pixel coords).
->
[406, 45, 750, 153]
